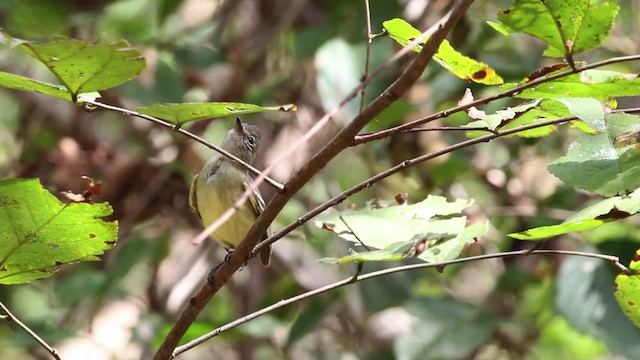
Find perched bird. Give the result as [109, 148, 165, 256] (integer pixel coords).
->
[189, 118, 271, 267]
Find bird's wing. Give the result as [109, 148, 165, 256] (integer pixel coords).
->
[243, 178, 272, 266]
[188, 174, 201, 219]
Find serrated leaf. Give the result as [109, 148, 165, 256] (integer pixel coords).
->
[615, 250, 640, 328]
[0, 70, 72, 101]
[509, 188, 640, 240]
[382, 18, 503, 85]
[137, 102, 297, 126]
[511, 70, 640, 101]
[18, 39, 145, 99]
[492, 0, 618, 59]
[548, 113, 640, 196]
[0, 178, 118, 285]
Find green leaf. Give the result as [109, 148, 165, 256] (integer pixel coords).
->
[395, 297, 495, 360]
[509, 188, 640, 240]
[498, 98, 570, 138]
[510, 70, 640, 101]
[615, 250, 640, 328]
[548, 113, 640, 196]
[418, 222, 488, 263]
[554, 98, 604, 131]
[492, 0, 618, 58]
[557, 251, 640, 357]
[0, 178, 118, 285]
[382, 18, 503, 85]
[0, 70, 72, 101]
[137, 102, 297, 126]
[18, 38, 145, 99]
[316, 196, 487, 263]
[465, 99, 573, 139]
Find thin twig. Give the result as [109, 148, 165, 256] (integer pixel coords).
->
[254, 116, 575, 254]
[82, 99, 284, 191]
[252, 106, 640, 257]
[401, 126, 495, 133]
[152, 2, 475, 358]
[174, 247, 629, 356]
[354, 54, 640, 144]
[0, 301, 61, 360]
[359, 0, 374, 112]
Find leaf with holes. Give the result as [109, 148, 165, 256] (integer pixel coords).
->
[383, 18, 503, 85]
[0, 178, 118, 285]
[615, 249, 640, 329]
[17, 38, 145, 99]
[489, 0, 618, 59]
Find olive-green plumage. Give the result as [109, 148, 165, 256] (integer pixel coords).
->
[189, 119, 271, 266]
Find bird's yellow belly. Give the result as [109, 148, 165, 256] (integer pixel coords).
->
[197, 183, 256, 249]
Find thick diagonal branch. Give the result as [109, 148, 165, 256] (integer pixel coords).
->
[152, 1, 475, 359]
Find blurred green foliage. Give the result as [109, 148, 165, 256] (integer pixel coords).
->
[0, 0, 640, 360]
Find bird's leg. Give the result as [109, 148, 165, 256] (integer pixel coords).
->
[208, 248, 249, 286]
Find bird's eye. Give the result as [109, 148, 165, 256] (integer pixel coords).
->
[247, 136, 256, 146]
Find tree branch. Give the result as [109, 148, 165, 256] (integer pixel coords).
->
[251, 106, 640, 257]
[151, 1, 475, 358]
[82, 99, 285, 191]
[0, 301, 61, 360]
[354, 54, 640, 144]
[174, 247, 629, 356]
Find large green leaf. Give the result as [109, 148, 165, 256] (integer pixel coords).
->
[615, 249, 640, 328]
[507, 70, 640, 101]
[489, 0, 618, 58]
[509, 188, 640, 240]
[0, 178, 118, 285]
[382, 18, 503, 85]
[316, 196, 487, 263]
[547, 113, 640, 196]
[137, 102, 297, 126]
[17, 38, 145, 99]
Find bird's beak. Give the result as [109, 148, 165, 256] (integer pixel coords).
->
[235, 117, 243, 133]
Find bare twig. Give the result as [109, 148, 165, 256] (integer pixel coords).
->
[152, 2, 475, 358]
[82, 99, 284, 191]
[0, 301, 61, 360]
[174, 247, 629, 356]
[359, 0, 374, 112]
[354, 54, 640, 144]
